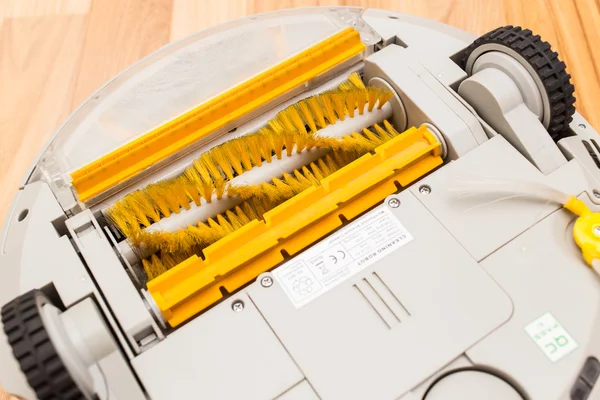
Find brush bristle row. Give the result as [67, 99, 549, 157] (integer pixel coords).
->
[134, 120, 402, 280]
[107, 73, 394, 237]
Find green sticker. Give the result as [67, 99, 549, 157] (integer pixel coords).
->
[525, 312, 578, 362]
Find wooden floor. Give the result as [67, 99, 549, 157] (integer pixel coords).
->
[0, 0, 598, 223]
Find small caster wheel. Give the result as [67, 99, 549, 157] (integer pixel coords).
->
[461, 25, 576, 141]
[1, 290, 86, 400]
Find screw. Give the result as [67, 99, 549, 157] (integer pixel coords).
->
[579, 123, 587, 129]
[594, 226, 600, 237]
[419, 185, 431, 195]
[231, 300, 244, 312]
[594, 190, 600, 199]
[261, 276, 273, 287]
[388, 198, 400, 208]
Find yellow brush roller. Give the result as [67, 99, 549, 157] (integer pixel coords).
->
[71, 27, 366, 204]
[147, 125, 443, 327]
[107, 73, 397, 275]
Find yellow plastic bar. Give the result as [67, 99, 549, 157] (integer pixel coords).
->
[71, 27, 366, 203]
[147, 125, 443, 327]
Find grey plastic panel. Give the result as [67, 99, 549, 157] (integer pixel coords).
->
[0, 182, 95, 398]
[132, 292, 304, 400]
[362, 9, 476, 58]
[397, 356, 473, 400]
[364, 44, 483, 160]
[247, 194, 512, 400]
[363, 9, 473, 88]
[468, 205, 600, 399]
[409, 135, 589, 261]
[276, 381, 319, 400]
[559, 114, 600, 189]
[65, 210, 162, 353]
[458, 67, 566, 174]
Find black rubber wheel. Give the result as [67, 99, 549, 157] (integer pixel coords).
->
[1, 290, 85, 400]
[461, 25, 576, 141]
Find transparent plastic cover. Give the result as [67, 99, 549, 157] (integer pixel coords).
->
[33, 7, 379, 209]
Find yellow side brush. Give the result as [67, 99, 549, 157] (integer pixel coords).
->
[71, 27, 366, 203]
[148, 125, 443, 327]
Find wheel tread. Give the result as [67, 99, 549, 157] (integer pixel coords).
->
[461, 25, 576, 140]
[1, 290, 85, 400]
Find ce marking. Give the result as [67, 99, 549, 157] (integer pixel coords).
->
[328, 250, 346, 264]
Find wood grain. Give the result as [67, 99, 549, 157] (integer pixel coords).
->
[0, 14, 87, 224]
[72, 0, 172, 107]
[0, 0, 598, 223]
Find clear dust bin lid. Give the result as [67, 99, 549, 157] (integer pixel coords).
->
[30, 7, 380, 211]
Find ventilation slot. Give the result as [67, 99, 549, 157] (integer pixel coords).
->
[354, 272, 410, 329]
[582, 140, 600, 169]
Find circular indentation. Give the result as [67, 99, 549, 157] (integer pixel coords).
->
[419, 185, 432, 195]
[231, 300, 244, 312]
[425, 369, 523, 400]
[17, 209, 29, 222]
[260, 276, 273, 288]
[579, 123, 587, 129]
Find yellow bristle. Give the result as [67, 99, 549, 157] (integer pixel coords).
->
[308, 96, 327, 129]
[244, 135, 263, 167]
[271, 178, 296, 199]
[286, 107, 307, 134]
[294, 131, 309, 153]
[361, 128, 380, 146]
[128, 191, 159, 226]
[384, 120, 402, 136]
[186, 162, 214, 202]
[362, 125, 380, 143]
[279, 111, 296, 133]
[348, 72, 365, 89]
[356, 88, 367, 116]
[378, 91, 393, 109]
[331, 92, 346, 121]
[367, 87, 379, 112]
[297, 100, 317, 133]
[321, 94, 337, 124]
[235, 140, 253, 171]
[343, 89, 357, 118]
[373, 123, 392, 141]
[198, 156, 222, 186]
[267, 122, 285, 159]
[146, 183, 173, 218]
[210, 146, 235, 180]
[180, 177, 201, 206]
[173, 180, 192, 211]
[107, 205, 138, 238]
[222, 142, 244, 176]
[142, 254, 168, 281]
[284, 132, 295, 157]
[225, 209, 245, 230]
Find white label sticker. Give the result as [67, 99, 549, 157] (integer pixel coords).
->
[524, 312, 578, 362]
[273, 207, 413, 308]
